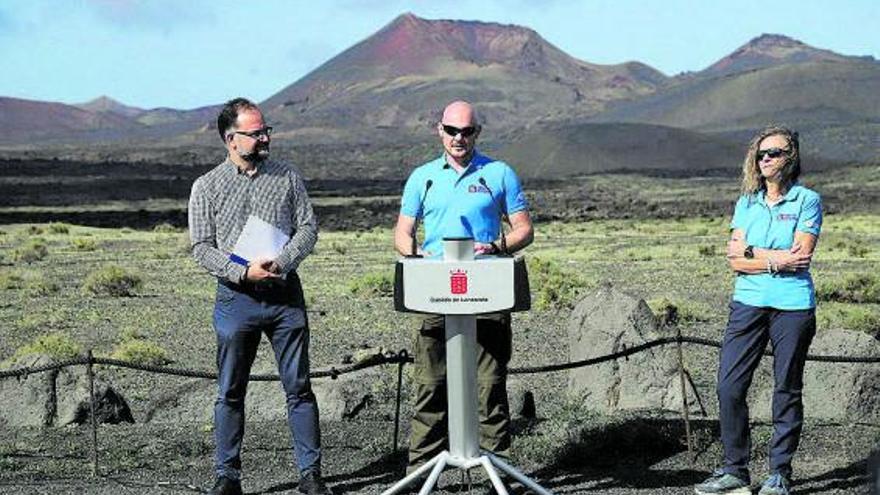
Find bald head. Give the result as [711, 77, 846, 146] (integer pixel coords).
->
[438, 100, 481, 167]
[441, 101, 479, 128]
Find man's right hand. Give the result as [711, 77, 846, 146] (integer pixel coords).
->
[245, 257, 281, 282]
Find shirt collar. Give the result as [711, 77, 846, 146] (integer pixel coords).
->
[759, 183, 801, 205]
[440, 150, 487, 173]
[225, 156, 264, 176]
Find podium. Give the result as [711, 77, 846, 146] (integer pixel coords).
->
[384, 238, 553, 495]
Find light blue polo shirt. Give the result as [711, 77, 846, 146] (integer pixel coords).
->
[400, 151, 529, 257]
[730, 184, 823, 310]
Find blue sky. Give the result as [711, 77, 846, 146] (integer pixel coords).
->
[1, 0, 877, 109]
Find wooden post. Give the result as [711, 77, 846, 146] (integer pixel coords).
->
[676, 329, 694, 464]
[86, 350, 99, 477]
[393, 355, 405, 454]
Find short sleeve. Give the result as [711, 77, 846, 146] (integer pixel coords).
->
[797, 193, 822, 236]
[400, 170, 426, 218]
[730, 195, 749, 230]
[502, 165, 528, 214]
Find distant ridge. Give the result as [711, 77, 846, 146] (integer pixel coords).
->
[76, 96, 144, 119]
[702, 34, 862, 77]
[0, 96, 143, 144]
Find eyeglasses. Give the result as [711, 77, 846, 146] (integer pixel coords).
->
[441, 124, 479, 138]
[757, 147, 789, 160]
[229, 126, 273, 140]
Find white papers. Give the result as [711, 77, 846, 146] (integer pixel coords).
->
[229, 215, 289, 266]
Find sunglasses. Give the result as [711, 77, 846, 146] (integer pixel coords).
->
[757, 147, 789, 160]
[441, 124, 479, 138]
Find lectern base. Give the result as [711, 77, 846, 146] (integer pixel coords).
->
[381, 451, 553, 495]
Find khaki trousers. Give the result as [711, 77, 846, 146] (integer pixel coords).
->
[408, 313, 512, 469]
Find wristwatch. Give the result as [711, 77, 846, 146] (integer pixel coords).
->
[744, 245, 755, 259]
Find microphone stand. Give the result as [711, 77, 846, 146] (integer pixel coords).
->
[478, 177, 510, 257]
[407, 180, 433, 258]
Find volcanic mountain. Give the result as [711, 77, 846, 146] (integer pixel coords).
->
[701, 34, 864, 77]
[75, 96, 144, 119]
[588, 34, 880, 162]
[261, 13, 667, 141]
[0, 96, 145, 145]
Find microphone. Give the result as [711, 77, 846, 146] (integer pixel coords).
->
[478, 177, 509, 256]
[408, 179, 433, 258]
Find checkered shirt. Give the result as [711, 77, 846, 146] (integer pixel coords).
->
[188, 157, 318, 284]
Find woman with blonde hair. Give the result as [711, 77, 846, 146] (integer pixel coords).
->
[695, 126, 822, 495]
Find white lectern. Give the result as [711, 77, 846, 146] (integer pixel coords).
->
[385, 237, 552, 495]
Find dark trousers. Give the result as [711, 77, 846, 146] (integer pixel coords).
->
[212, 281, 321, 480]
[408, 313, 513, 468]
[718, 301, 816, 481]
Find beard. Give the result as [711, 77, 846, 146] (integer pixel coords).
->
[236, 144, 270, 163]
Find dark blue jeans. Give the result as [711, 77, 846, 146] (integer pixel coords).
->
[718, 301, 816, 482]
[212, 281, 320, 480]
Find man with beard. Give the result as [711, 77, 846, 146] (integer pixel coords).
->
[394, 100, 534, 473]
[188, 98, 332, 495]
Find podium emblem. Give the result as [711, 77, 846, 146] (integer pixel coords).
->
[450, 269, 468, 294]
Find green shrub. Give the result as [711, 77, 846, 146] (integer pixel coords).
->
[817, 302, 880, 335]
[817, 273, 880, 304]
[153, 223, 181, 233]
[111, 339, 169, 366]
[0, 270, 58, 295]
[70, 237, 98, 251]
[697, 244, 716, 257]
[25, 273, 59, 296]
[330, 241, 347, 255]
[348, 271, 393, 297]
[647, 297, 713, 326]
[10, 332, 82, 363]
[26, 225, 44, 236]
[12, 239, 48, 263]
[82, 265, 142, 297]
[0, 271, 25, 289]
[529, 256, 591, 310]
[847, 241, 870, 258]
[48, 223, 70, 234]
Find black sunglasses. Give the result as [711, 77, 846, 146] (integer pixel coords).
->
[757, 147, 789, 160]
[441, 124, 479, 138]
[230, 126, 273, 140]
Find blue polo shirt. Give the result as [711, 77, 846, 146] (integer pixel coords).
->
[400, 151, 528, 257]
[730, 184, 822, 310]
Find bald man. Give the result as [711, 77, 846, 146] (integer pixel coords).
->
[394, 101, 534, 470]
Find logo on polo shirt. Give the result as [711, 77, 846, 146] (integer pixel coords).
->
[777, 213, 797, 222]
[468, 184, 490, 194]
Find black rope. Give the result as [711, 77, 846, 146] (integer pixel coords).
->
[509, 335, 880, 374]
[1, 336, 877, 381]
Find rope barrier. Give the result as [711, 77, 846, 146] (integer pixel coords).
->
[1, 335, 877, 381]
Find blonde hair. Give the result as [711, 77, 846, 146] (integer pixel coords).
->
[740, 125, 801, 196]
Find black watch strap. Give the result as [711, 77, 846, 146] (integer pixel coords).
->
[744, 245, 755, 259]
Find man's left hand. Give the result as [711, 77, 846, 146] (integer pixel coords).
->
[474, 242, 497, 255]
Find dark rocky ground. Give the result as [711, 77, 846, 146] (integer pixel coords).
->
[0, 416, 876, 494]
[2, 159, 879, 232]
